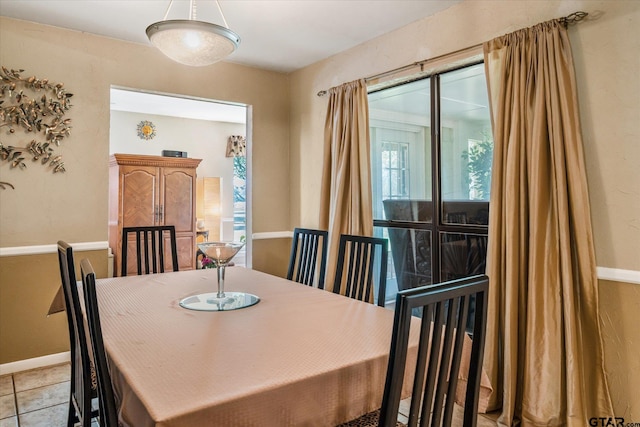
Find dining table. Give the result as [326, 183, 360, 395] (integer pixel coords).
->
[93, 266, 421, 427]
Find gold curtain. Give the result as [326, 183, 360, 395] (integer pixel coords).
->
[319, 79, 373, 292]
[483, 20, 613, 426]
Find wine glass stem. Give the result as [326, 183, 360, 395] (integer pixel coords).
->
[217, 263, 226, 298]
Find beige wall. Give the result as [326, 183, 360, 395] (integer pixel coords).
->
[0, 250, 108, 364]
[289, 0, 639, 419]
[0, 17, 290, 244]
[252, 238, 292, 279]
[599, 279, 640, 420]
[0, 17, 290, 362]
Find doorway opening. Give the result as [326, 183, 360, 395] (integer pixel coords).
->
[109, 87, 251, 268]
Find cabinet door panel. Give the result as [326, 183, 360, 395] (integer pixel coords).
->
[161, 168, 195, 233]
[122, 166, 158, 227]
[175, 234, 195, 271]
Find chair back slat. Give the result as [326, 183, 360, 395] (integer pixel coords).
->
[297, 233, 311, 283]
[136, 230, 144, 274]
[442, 295, 471, 423]
[287, 228, 328, 288]
[121, 225, 179, 276]
[363, 243, 376, 303]
[431, 297, 459, 425]
[378, 275, 489, 427]
[156, 231, 164, 273]
[333, 234, 388, 307]
[147, 230, 153, 273]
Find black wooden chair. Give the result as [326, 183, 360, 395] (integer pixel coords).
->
[339, 274, 489, 427]
[56, 241, 98, 427]
[121, 225, 179, 276]
[332, 234, 388, 307]
[80, 259, 120, 427]
[286, 227, 328, 288]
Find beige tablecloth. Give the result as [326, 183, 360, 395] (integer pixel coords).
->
[96, 268, 417, 427]
[95, 267, 490, 427]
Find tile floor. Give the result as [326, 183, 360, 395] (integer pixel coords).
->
[0, 363, 98, 427]
[1, 363, 498, 427]
[397, 398, 499, 426]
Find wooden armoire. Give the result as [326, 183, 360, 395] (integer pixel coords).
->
[108, 154, 202, 276]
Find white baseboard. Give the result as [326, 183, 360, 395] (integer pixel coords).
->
[0, 351, 70, 375]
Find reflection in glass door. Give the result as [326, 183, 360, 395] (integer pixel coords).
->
[371, 122, 430, 303]
[369, 63, 492, 306]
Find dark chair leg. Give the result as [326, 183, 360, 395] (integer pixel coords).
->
[66, 398, 76, 427]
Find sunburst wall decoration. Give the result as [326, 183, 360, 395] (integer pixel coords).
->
[137, 120, 156, 140]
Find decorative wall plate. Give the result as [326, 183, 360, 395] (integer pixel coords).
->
[137, 120, 156, 140]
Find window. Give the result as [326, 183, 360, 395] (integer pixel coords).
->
[369, 63, 492, 305]
[381, 142, 410, 199]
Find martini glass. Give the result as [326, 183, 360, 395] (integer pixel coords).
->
[179, 241, 260, 311]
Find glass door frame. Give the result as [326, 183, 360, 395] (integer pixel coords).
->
[371, 61, 490, 286]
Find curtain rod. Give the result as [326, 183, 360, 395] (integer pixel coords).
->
[317, 11, 588, 97]
[316, 44, 480, 97]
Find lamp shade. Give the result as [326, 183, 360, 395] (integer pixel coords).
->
[146, 19, 240, 67]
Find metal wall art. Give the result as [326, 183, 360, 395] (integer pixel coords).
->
[137, 120, 156, 140]
[0, 67, 73, 190]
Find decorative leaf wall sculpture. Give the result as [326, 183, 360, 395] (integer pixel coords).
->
[0, 67, 73, 189]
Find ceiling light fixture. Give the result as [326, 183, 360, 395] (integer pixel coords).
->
[146, 0, 240, 67]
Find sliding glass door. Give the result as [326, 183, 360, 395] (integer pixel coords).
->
[369, 63, 492, 305]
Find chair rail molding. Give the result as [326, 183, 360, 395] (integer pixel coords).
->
[596, 267, 640, 285]
[252, 231, 293, 240]
[0, 241, 109, 256]
[1, 241, 636, 286]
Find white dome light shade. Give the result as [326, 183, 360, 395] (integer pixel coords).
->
[146, 20, 240, 67]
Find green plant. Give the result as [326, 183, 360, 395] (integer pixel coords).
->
[233, 156, 246, 203]
[462, 132, 493, 200]
[201, 257, 216, 269]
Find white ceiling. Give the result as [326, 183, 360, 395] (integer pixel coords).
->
[1, 0, 470, 122]
[369, 63, 489, 122]
[0, 0, 462, 73]
[110, 88, 248, 123]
